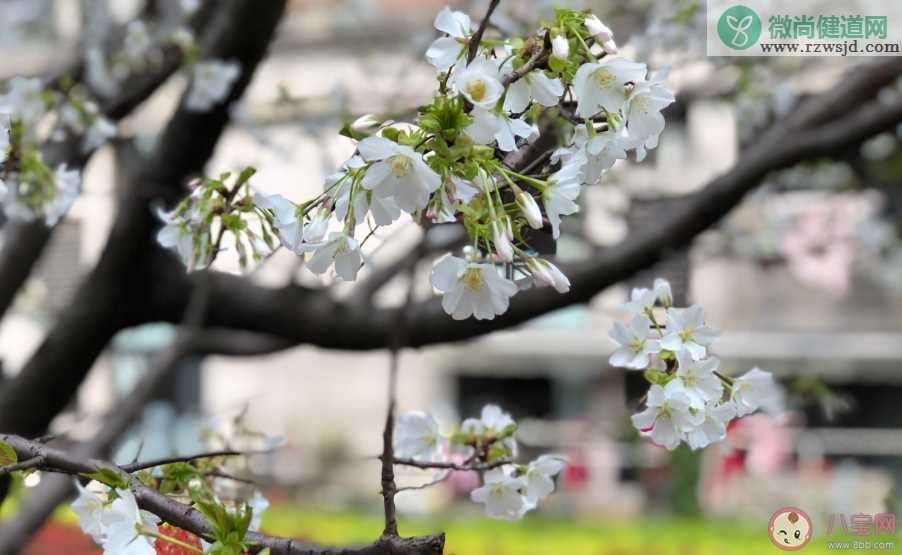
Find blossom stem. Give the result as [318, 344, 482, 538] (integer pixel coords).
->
[714, 370, 735, 387]
[571, 28, 596, 61]
[498, 166, 548, 191]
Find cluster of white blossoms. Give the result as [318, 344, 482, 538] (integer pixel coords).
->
[611, 278, 783, 451]
[394, 405, 566, 520]
[159, 6, 674, 322]
[0, 78, 85, 226]
[0, 1, 243, 230]
[73, 476, 269, 554]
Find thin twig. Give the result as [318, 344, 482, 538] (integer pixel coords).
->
[390, 456, 513, 472]
[467, 0, 501, 64]
[0, 456, 46, 478]
[121, 449, 264, 473]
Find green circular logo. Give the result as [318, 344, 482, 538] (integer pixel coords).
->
[717, 5, 761, 50]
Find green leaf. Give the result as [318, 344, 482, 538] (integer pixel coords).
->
[80, 467, 128, 489]
[0, 441, 17, 466]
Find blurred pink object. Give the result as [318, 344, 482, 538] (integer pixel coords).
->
[780, 194, 876, 296]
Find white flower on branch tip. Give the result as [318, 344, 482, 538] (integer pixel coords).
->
[431, 255, 518, 320]
[331, 155, 401, 226]
[395, 410, 444, 462]
[653, 278, 673, 307]
[306, 231, 362, 281]
[621, 287, 656, 315]
[661, 305, 720, 360]
[585, 15, 618, 54]
[452, 58, 504, 110]
[186, 59, 240, 112]
[551, 35, 570, 61]
[675, 351, 723, 410]
[542, 161, 582, 239]
[625, 69, 675, 162]
[503, 71, 564, 114]
[684, 402, 735, 450]
[426, 6, 474, 71]
[631, 380, 704, 450]
[0, 76, 46, 127]
[350, 113, 380, 133]
[156, 206, 209, 270]
[732, 367, 780, 417]
[358, 136, 441, 213]
[100, 488, 160, 555]
[479, 404, 515, 434]
[470, 468, 527, 520]
[572, 58, 646, 119]
[72, 480, 105, 544]
[608, 314, 661, 369]
[522, 455, 567, 504]
[559, 126, 629, 186]
[464, 108, 537, 152]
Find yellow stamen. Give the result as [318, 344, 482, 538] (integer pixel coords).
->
[460, 267, 484, 291]
[389, 155, 413, 177]
[467, 79, 487, 102]
[593, 68, 615, 89]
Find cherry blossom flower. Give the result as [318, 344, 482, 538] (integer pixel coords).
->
[72, 480, 106, 544]
[553, 126, 628, 186]
[431, 255, 518, 320]
[608, 314, 661, 369]
[542, 161, 582, 239]
[395, 410, 444, 462]
[585, 15, 618, 54]
[502, 71, 564, 114]
[470, 468, 527, 520]
[465, 108, 537, 152]
[661, 305, 720, 360]
[684, 402, 735, 450]
[452, 58, 504, 110]
[307, 232, 362, 281]
[621, 287, 656, 315]
[522, 455, 567, 504]
[186, 60, 240, 112]
[572, 58, 646, 118]
[631, 380, 703, 450]
[156, 206, 209, 270]
[625, 69, 675, 161]
[359, 136, 442, 213]
[100, 488, 159, 555]
[732, 367, 780, 417]
[426, 6, 473, 71]
[674, 351, 723, 409]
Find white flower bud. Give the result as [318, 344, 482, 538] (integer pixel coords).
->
[515, 189, 543, 229]
[653, 278, 673, 307]
[585, 15, 618, 54]
[493, 218, 514, 262]
[351, 113, 380, 133]
[551, 35, 570, 61]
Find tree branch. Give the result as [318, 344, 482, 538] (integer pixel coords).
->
[0, 434, 446, 555]
[467, 0, 501, 64]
